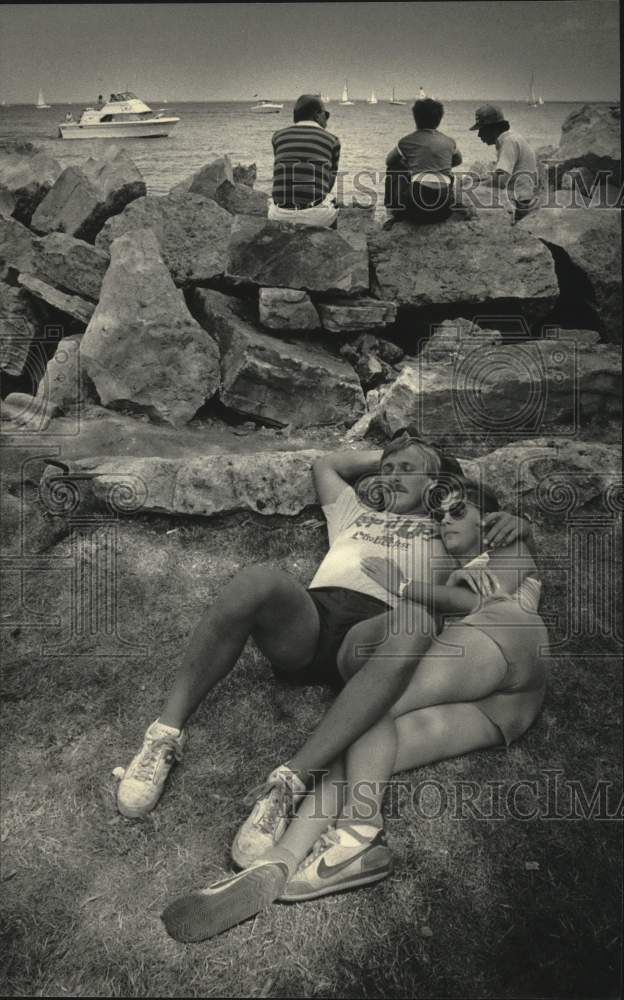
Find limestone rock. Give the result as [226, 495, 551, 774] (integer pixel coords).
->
[258, 288, 321, 332]
[170, 155, 234, 198]
[425, 318, 503, 360]
[80, 228, 220, 425]
[226, 218, 369, 296]
[548, 103, 621, 188]
[317, 298, 397, 334]
[31, 147, 146, 243]
[0, 141, 62, 225]
[193, 288, 365, 427]
[347, 339, 622, 443]
[462, 439, 621, 517]
[0, 284, 38, 376]
[31, 232, 109, 302]
[18, 273, 95, 327]
[0, 185, 16, 219]
[339, 334, 396, 390]
[215, 180, 269, 216]
[96, 192, 232, 286]
[3, 334, 95, 430]
[233, 163, 257, 188]
[524, 208, 621, 343]
[69, 448, 323, 518]
[0, 216, 36, 279]
[369, 215, 558, 323]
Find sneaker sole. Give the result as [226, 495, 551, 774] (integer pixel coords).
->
[161, 864, 288, 942]
[277, 862, 393, 902]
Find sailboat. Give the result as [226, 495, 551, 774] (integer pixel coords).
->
[340, 80, 355, 106]
[320, 93, 330, 104]
[367, 89, 378, 105]
[527, 73, 542, 107]
[35, 89, 51, 109]
[389, 87, 405, 106]
[418, 86, 427, 100]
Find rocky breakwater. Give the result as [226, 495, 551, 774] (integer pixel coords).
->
[0, 145, 620, 570]
[539, 102, 621, 197]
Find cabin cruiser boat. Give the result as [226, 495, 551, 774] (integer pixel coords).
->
[58, 92, 179, 139]
[250, 100, 283, 113]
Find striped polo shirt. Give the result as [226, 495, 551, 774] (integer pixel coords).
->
[271, 120, 341, 208]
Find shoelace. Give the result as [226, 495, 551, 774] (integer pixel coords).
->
[131, 735, 182, 783]
[243, 773, 298, 833]
[301, 827, 342, 869]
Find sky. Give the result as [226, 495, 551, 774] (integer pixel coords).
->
[0, 1, 620, 103]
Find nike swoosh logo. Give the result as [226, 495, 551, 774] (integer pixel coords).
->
[317, 847, 372, 879]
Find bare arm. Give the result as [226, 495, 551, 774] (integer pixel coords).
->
[312, 449, 382, 506]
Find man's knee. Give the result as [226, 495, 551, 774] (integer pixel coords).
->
[222, 564, 286, 613]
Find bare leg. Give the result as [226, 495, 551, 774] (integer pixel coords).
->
[288, 601, 437, 778]
[276, 757, 347, 864]
[159, 565, 320, 730]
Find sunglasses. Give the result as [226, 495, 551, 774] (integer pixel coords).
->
[431, 500, 467, 524]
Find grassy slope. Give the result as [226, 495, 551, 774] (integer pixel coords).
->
[0, 511, 621, 998]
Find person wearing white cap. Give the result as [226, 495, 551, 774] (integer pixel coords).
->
[470, 104, 540, 223]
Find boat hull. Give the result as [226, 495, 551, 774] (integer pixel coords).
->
[58, 117, 179, 139]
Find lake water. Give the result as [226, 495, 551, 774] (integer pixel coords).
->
[1, 98, 584, 201]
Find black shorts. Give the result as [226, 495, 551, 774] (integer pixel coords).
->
[273, 587, 391, 692]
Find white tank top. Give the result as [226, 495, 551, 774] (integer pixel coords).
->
[463, 551, 542, 612]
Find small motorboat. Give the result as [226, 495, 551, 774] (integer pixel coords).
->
[58, 92, 179, 139]
[250, 100, 283, 113]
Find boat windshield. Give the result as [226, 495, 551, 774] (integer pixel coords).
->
[109, 92, 138, 102]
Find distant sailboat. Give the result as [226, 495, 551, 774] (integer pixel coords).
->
[340, 80, 355, 106]
[367, 89, 378, 105]
[389, 87, 405, 106]
[418, 86, 427, 100]
[35, 89, 51, 109]
[320, 93, 330, 104]
[527, 73, 541, 107]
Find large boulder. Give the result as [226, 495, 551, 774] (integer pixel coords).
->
[524, 208, 621, 343]
[462, 438, 621, 517]
[170, 155, 234, 198]
[0, 216, 36, 279]
[347, 338, 622, 444]
[30, 147, 146, 243]
[258, 288, 321, 332]
[368, 215, 558, 325]
[546, 103, 621, 189]
[3, 334, 95, 430]
[424, 317, 503, 360]
[17, 273, 95, 327]
[31, 232, 109, 302]
[80, 229, 220, 426]
[65, 449, 323, 518]
[226, 217, 369, 296]
[0, 186, 16, 219]
[192, 288, 366, 427]
[0, 284, 39, 376]
[96, 192, 232, 286]
[214, 180, 269, 216]
[0, 141, 62, 225]
[233, 162, 257, 188]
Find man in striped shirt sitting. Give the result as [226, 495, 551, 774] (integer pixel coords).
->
[268, 94, 341, 228]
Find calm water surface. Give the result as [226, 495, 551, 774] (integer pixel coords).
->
[0, 99, 585, 201]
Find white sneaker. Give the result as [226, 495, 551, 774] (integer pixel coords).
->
[278, 824, 393, 901]
[116, 720, 185, 818]
[231, 764, 307, 869]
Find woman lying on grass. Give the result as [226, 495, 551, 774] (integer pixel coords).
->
[161, 477, 549, 942]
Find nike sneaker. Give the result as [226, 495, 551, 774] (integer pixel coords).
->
[231, 764, 307, 869]
[278, 824, 393, 902]
[161, 859, 289, 942]
[116, 720, 185, 818]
